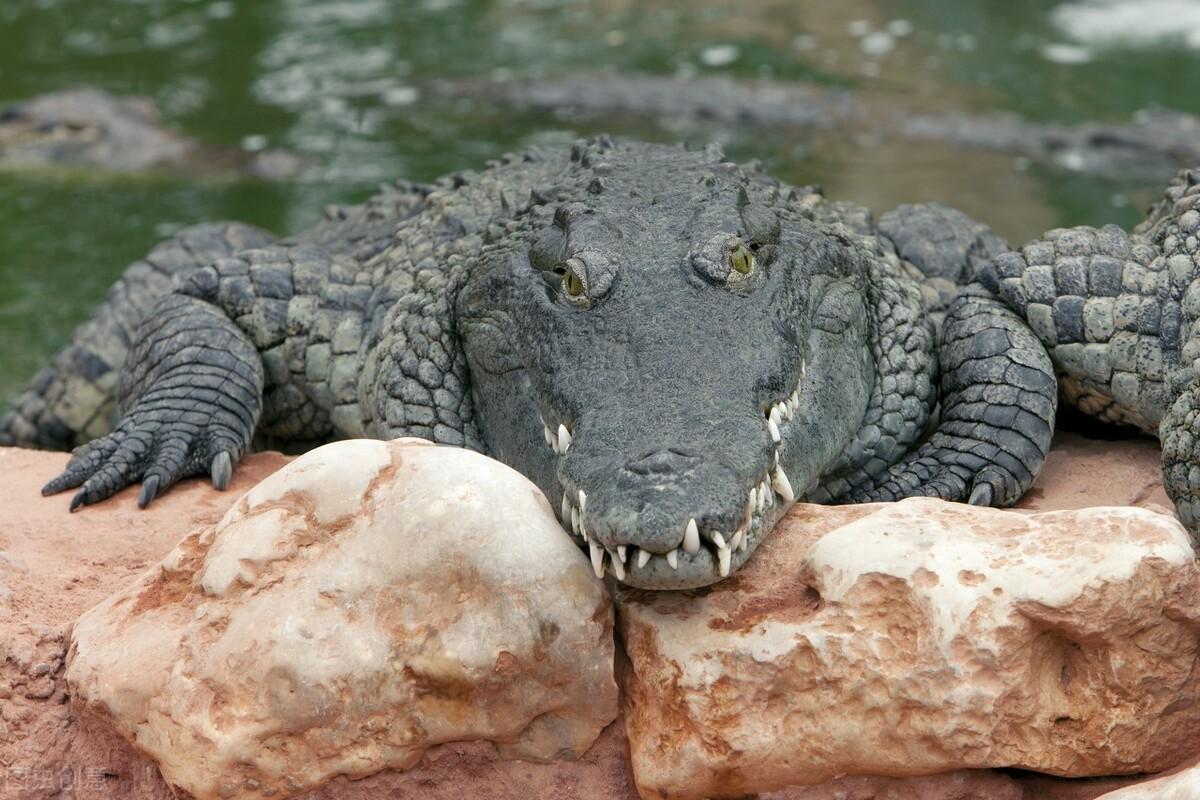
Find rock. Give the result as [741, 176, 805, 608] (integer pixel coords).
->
[64, 439, 617, 800]
[3, 432, 1198, 800]
[0, 445, 289, 800]
[1095, 753, 1200, 799]
[2, 443, 640, 800]
[617, 497, 1200, 800]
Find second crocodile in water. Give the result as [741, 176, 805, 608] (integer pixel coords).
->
[6, 137, 1200, 589]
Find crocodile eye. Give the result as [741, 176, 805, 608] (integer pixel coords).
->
[729, 242, 753, 274]
[562, 259, 585, 298]
[554, 252, 615, 305]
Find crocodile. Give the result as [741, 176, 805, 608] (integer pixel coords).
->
[6, 136, 1198, 590]
[0, 88, 308, 180]
[433, 73, 1200, 181]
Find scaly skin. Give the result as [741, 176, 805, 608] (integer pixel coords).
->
[982, 168, 1200, 530]
[2, 138, 1066, 589]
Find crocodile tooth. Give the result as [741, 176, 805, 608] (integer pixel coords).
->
[589, 541, 605, 579]
[801, 358, 807, 377]
[666, 548, 679, 569]
[731, 530, 744, 551]
[609, 550, 626, 580]
[637, 548, 652, 569]
[558, 424, 572, 453]
[767, 418, 780, 442]
[769, 406, 782, 426]
[773, 466, 795, 503]
[760, 480, 771, 507]
[717, 545, 732, 577]
[711, 531, 726, 550]
[756, 483, 766, 513]
[571, 506, 581, 537]
[578, 489, 587, 515]
[543, 424, 555, 449]
[747, 486, 757, 513]
[683, 518, 700, 555]
[779, 401, 792, 421]
[561, 492, 571, 522]
[739, 533, 749, 552]
[617, 545, 627, 562]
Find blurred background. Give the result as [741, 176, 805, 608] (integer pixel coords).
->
[3, 0, 1200, 400]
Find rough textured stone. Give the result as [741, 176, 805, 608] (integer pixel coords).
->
[1094, 754, 1200, 799]
[3, 434, 1199, 800]
[0, 446, 290, 800]
[64, 439, 617, 800]
[617, 495, 1200, 800]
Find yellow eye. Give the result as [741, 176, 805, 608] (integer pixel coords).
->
[730, 243, 753, 274]
[563, 264, 584, 297]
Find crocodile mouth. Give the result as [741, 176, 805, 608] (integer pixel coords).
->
[540, 360, 806, 590]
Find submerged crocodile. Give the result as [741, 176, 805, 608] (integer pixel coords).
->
[0, 88, 307, 180]
[4, 137, 1199, 589]
[434, 73, 1200, 181]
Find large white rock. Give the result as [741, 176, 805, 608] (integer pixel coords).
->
[617, 498, 1200, 800]
[1096, 757, 1200, 800]
[66, 438, 617, 800]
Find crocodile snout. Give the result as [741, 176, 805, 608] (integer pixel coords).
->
[623, 448, 702, 475]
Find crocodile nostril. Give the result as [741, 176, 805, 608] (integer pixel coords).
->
[624, 448, 702, 475]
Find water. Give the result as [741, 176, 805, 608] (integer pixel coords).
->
[3, 0, 1200, 400]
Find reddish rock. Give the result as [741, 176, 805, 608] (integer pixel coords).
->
[66, 440, 618, 800]
[1, 433, 1198, 800]
[1094, 753, 1200, 799]
[0, 446, 288, 800]
[617, 498, 1200, 799]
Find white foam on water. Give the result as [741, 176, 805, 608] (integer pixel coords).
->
[700, 44, 740, 67]
[1041, 42, 1092, 64]
[1052, 0, 1200, 47]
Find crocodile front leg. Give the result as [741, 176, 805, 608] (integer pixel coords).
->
[0, 222, 274, 451]
[41, 281, 265, 509]
[849, 285, 1057, 505]
[814, 204, 1057, 507]
[41, 243, 377, 508]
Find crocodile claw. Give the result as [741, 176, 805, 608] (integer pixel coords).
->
[138, 474, 161, 509]
[211, 451, 232, 491]
[968, 482, 994, 507]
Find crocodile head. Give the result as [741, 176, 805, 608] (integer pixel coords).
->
[459, 140, 875, 589]
[0, 88, 190, 172]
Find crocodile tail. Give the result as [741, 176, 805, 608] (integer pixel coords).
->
[0, 362, 114, 451]
[0, 222, 276, 451]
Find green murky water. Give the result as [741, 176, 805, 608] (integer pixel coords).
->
[3, 0, 1200, 400]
